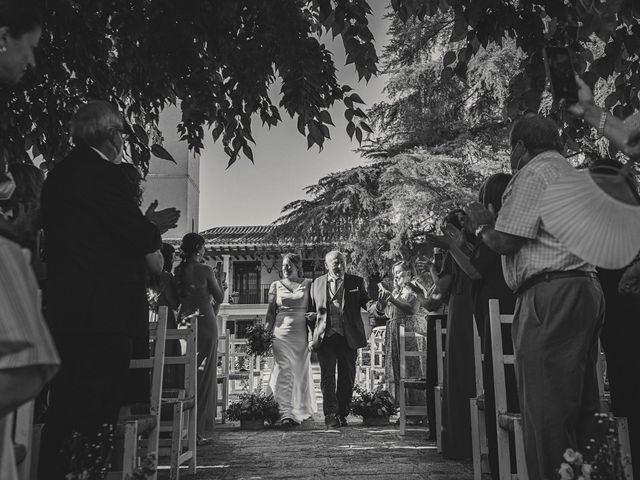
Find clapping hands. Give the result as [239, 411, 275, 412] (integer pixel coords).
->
[145, 200, 180, 234]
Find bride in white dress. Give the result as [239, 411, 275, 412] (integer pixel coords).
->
[265, 253, 318, 426]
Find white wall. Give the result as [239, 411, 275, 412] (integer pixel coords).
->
[142, 104, 200, 240]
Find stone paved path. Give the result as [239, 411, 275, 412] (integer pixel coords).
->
[158, 415, 472, 480]
[158, 363, 473, 479]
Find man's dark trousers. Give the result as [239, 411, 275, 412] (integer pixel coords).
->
[317, 333, 357, 417]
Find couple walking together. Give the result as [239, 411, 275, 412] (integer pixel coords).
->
[265, 250, 376, 427]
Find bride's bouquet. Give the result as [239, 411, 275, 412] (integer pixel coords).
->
[245, 324, 275, 357]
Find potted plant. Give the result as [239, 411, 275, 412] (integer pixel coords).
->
[230, 291, 240, 303]
[226, 388, 280, 430]
[350, 385, 397, 426]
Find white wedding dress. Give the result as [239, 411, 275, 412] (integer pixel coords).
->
[267, 279, 318, 423]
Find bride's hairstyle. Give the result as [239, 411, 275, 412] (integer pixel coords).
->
[282, 252, 301, 276]
[174, 233, 205, 297]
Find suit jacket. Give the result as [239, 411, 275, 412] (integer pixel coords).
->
[41, 145, 161, 337]
[308, 273, 375, 350]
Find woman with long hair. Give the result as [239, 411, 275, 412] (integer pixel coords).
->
[377, 260, 426, 415]
[174, 233, 224, 442]
[264, 253, 317, 426]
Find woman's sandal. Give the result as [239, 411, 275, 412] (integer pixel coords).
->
[281, 418, 295, 427]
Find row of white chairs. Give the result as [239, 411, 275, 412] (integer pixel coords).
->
[468, 300, 634, 480]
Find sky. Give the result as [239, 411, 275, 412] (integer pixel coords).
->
[198, 4, 392, 230]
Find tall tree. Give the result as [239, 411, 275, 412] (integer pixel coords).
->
[277, 13, 514, 277]
[0, 0, 378, 170]
[391, 0, 640, 156]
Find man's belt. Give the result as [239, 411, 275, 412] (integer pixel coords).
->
[515, 270, 598, 296]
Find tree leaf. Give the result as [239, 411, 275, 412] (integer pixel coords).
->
[346, 121, 356, 140]
[319, 110, 334, 125]
[443, 50, 456, 67]
[151, 144, 176, 163]
[242, 144, 254, 163]
[133, 124, 149, 146]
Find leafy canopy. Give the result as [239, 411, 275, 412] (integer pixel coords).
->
[390, 0, 640, 155]
[0, 0, 378, 170]
[277, 13, 512, 277]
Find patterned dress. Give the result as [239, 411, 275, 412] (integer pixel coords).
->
[383, 287, 428, 408]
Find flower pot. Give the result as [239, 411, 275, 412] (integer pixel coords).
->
[240, 418, 264, 430]
[362, 415, 390, 427]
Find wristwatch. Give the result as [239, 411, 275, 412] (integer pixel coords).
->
[475, 224, 492, 237]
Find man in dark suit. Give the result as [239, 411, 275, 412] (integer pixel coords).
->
[39, 100, 178, 478]
[308, 250, 378, 427]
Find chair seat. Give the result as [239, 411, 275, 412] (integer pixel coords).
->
[116, 414, 157, 437]
[497, 412, 520, 432]
[400, 378, 427, 388]
[228, 372, 260, 380]
[13, 443, 26, 465]
[162, 396, 196, 411]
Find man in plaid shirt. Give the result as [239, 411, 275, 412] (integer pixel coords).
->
[466, 115, 604, 480]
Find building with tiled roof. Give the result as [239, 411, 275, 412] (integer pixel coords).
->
[200, 225, 330, 307]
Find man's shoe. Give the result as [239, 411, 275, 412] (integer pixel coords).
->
[338, 416, 348, 427]
[325, 414, 340, 428]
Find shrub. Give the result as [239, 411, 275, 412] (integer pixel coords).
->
[226, 389, 280, 424]
[350, 385, 397, 418]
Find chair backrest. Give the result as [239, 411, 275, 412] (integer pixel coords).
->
[433, 314, 447, 386]
[228, 334, 261, 374]
[488, 299, 513, 416]
[370, 326, 386, 368]
[131, 306, 168, 417]
[163, 315, 198, 401]
[398, 324, 427, 380]
[472, 318, 484, 397]
[217, 329, 230, 377]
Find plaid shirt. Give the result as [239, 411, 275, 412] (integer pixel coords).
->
[0, 236, 60, 375]
[495, 150, 594, 291]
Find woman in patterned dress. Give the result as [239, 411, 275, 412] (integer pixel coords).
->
[377, 260, 428, 417]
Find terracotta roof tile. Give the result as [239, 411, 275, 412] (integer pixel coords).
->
[200, 225, 276, 246]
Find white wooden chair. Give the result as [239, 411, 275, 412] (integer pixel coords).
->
[595, 343, 634, 479]
[356, 339, 371, 387]
[368, 326, 386, 390]
[227, 333, 262, 398]
[434, 314, 447, 454]
[470, 319, 490, 480]
[110, 306, 168, 480]
[216, 329, 230, 423]
[488, 299, 528, 480]
[160, 318, 197, 479]
[398, 324, 428, 435]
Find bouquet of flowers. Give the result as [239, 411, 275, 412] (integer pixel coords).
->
[245, 323, 274, 357]
[64, 425, 114, 480]
[126, 453, 157, 480]
[350, 384, 397, 418]
[226, 388, 280, 424]
[558, 413, 629, 480]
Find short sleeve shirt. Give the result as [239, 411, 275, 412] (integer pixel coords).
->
[0, 236, 60, 374]
[495, 150, 594, 290]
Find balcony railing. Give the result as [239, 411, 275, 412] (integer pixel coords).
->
[232, 284, 272, 304]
